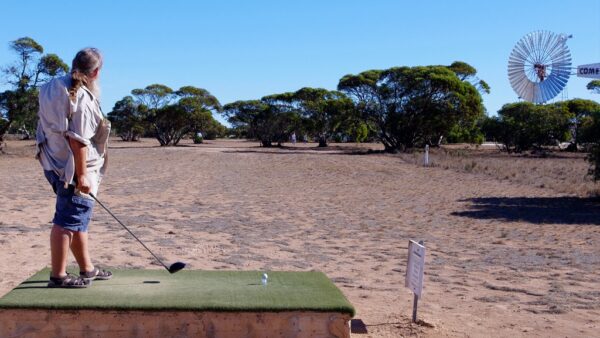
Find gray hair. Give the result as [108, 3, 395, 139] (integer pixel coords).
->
[69, 47, 103, 100]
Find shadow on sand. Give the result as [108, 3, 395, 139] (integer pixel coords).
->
[451, 197, 600, 225]
[222, 148, 375, 156]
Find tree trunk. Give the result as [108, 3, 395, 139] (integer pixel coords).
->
[0, 120, 13, 153]
[21, 128, 31, 140]
[318, 136, 327, 147]
[261, 140, 272, 147]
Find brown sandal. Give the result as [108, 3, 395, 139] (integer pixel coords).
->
[48, 273, 89, 288]
[80, 267, 112, 281]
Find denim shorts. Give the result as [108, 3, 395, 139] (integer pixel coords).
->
[44, 170, 95, 232]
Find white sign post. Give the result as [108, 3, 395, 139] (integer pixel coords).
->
[405, 240, 425, 323]
[424, 145, 429, 166]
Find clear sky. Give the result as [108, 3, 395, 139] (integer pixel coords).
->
[1, 0, 599, 125]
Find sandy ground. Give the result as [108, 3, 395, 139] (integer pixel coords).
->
[1, 138, 599, 337]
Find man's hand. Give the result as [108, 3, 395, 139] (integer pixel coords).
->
[68, 137, 89, 193]
[76, 174, 91, 194]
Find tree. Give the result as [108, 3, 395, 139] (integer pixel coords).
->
[176, 86, 222, 138]
[586, 110, 600, 180]
[131, 84, 222, 146]
[222, 99, 300, 147]
[0, 37, 68, 150]
[484, 102, 571, 153]
[338, 65, 484, 151]
[445, 61, 489, 144]
[202, 119, 228, 140]
[560, 99, 600, 150]
[107, 96, 147, 141]
[263, 88, 355, 147]
[587, 80, 600, 94]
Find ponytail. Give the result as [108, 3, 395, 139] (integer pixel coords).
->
[68, 48, 103, 102]
[68, 70, 89, 101]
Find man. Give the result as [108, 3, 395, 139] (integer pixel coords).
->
[36, 48, 112, 288]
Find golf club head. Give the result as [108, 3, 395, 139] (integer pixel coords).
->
[168, 262, 186, 274]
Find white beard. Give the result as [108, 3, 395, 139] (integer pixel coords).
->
[87, 79, 101, 100]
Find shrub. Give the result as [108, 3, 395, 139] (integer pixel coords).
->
[589, 145, 600, 181]
[483, 102, 571, 152]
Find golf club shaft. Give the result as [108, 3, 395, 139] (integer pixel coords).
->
[89, 193, 169, 271]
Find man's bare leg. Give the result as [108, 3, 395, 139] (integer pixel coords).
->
[71, 230, 94, 273]
[50, 224, 73, 278]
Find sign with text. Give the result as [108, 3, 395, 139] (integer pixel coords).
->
[577, 63, 600, 79]
[405, 240, 425, 298]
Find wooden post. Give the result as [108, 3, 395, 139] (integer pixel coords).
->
[424, 145, 429, 166]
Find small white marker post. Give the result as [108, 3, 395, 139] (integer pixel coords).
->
[405, 240, 425, 323]
[424, 145, 429, 166]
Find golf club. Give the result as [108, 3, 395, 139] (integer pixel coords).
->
[89, 192, 186, 274]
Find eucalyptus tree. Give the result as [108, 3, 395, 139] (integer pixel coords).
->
[222, 99, 300, 147]
[338, 65, 485, 151]
[263, 88, 355, 147]
[483, 102, 571, 153]
[107, 96, 147, 141]
[0, 37, 68, 149]
[131, 84, 222, 146]
[560, 99, 600, 150]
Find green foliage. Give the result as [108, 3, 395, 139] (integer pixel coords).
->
[0, 87, 40, 139]
[353, 122, 370, 143]
[131, 84, 174, 110]
[263, 88, 354, 147]
[583, 110, 600, 180]
[447, 61, 490, 94]
[446, 120, 484, 144]
[560, 99, 600, 148]
[148, 104, 189, 146]
[131, 84, 222, 146]
[341, 120, 370, 143]
[223, 99, 300, 146]
[448, 61, 476, 80]
[338, 64, 485, 151]
[193, 133, 203, 144]
[38, 54, 69, 77]
[107, 96, 146, 141]
[11, 37, 43, 55]
[483, 102, 572, 152]
[587, 80, 600, 94]
[589, 145, 600, 181]
[202, 119, 228, 140]
[0, 37, 68, 145]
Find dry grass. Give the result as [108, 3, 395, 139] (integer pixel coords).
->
[396, 145, 600, 197]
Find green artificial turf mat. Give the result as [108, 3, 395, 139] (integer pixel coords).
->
[0, 268, 354, 316]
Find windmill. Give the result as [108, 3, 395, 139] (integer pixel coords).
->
[508, 30, 572, 103]
[508, 30, 600, 104]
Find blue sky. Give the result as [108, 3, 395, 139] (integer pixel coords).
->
[1, 0, 599, 125]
